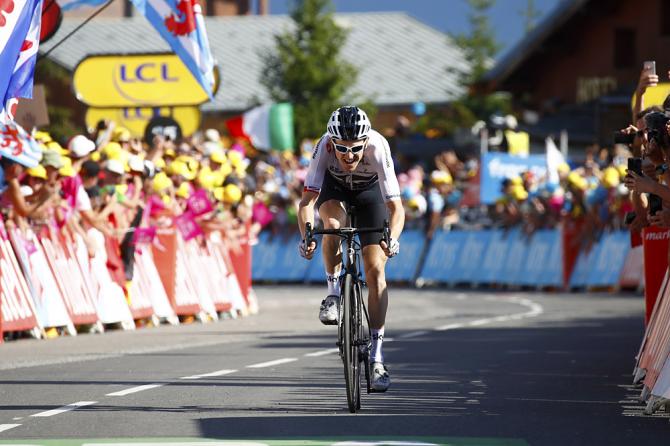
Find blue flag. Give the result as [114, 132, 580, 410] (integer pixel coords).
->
[130, 0, 215, 99]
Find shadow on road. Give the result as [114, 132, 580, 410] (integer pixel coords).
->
[196, 315, 669, 446]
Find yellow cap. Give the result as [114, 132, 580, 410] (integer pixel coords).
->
[430, 170, 453, 185]
[210, 150, 227, 164]
[152, 172, 173, 193]
[213, 186, 224, 202]
[46, 141, 68, 155]
[617, 164, 628, 178]
[102, 142, 124, 161]
[557, 162, 571, 175]
[227, 150, 243, 167]
[510, 184, 528, 201]
[90, 151, 101, 162]
[223, 184, 242, 204]
[26, 165, 47, 180]
[33, 131, 52, 143]
[166, 161, 196, 180]
[58, 157, 76, 177]
[510, 176, 523, 186]
[567, 171, 588, 191]
[602, 167, 620, 188]
[197, 171, 217, 191]
[176, 182, 192, 199]
[112, 127, 131, 143]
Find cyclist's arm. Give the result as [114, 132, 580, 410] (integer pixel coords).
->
[369, 132, 404, 239]
[298, 135, 329, 239]
[386, 198, 405, 241]
[298, 190, 319, 239]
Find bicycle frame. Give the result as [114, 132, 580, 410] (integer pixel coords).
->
[304, 214, 389, 412]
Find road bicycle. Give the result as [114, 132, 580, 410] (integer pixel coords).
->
[305, 212, 390, 413]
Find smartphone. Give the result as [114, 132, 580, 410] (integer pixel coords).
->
[628, 157, 643, 176]
[644, 60, 657, 76]
[649, 194, 663, 215]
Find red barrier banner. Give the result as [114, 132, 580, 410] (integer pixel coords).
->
[562, 219, 584, 288]
[84, 229, 135, 327]
[0, 217, 39, 339]
[40, 232, 99, 327]
[133, 248, 176, 323]
[643, 227, 670, 325]
[127, 256, 156, 321]
[8, 227, 74, 332]
[183, 238, 227, 315]
[227, 221, 252, 302]
[153, 228, 202, 317]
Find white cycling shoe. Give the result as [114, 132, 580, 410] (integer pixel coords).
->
[370, 362, 390, 392]
[319, 294, 340, 325]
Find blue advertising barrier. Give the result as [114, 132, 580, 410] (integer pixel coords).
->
[417, 231, 467, 284]
[518, 230, 563, 287]
[569, 231, 631, 288]
[385, 229, 426, 282]
[458, 231, 492, 284]
[499, 229, 528, 285]
[252, 232, 310, 282]
[252, 228, 629, 289]
[304, 239, 326, 283]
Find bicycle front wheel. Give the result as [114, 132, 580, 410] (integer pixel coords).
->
[342, 273, 360, 413]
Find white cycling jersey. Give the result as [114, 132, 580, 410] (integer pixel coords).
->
[304, 129, 401, 202]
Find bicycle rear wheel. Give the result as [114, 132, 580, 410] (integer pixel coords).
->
[342, 273, 360, 413]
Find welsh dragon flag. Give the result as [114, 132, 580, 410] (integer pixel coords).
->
[225, 103, 294, 152]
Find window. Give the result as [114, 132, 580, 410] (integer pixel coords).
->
[613, 28, 635, 69]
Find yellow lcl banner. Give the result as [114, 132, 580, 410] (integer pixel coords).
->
[74, 54, 211, 107]
[85, 106, 201, 137]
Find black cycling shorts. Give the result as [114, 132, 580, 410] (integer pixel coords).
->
[316, 171, 389, 247]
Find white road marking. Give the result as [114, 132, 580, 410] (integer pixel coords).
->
[11, 417, 22, 421]
[31, 401, 97, 417]
[435, 296, 543, 331]
[304, 348, 339, 357]
[0, 424, 21, 433]
[180, 369, 237, 380]
[435, 323, 465, 331]
[398, 330, 429, 339]
[106, 384, 164, 397]
[246, 358, 298, 369]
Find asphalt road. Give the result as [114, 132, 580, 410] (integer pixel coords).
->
[0, 285, 667, 445]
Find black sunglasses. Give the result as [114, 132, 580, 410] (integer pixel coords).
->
[333, 140, 367, 154]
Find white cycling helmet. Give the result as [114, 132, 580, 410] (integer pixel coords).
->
[327, 106, 371, 141]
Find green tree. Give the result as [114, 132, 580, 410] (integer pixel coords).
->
[520, 0, 542, 33]
[454, 0, 500, 86]
[452, 0, 510, 127]
[261, 0, 358, 142]
[416, 0, 509, 137]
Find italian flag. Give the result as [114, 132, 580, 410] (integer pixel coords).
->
[225, 103, 294, 151]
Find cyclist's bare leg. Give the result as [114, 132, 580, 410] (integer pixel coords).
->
[319, 200, 347, 276]
[362, 244, 389, 330]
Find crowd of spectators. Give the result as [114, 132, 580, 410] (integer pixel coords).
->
[2, 62, 670, 257]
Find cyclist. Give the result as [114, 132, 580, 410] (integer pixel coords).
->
[297, 106, 405, 392]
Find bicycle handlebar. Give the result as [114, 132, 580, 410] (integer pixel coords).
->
[305, 221, 390, 248]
